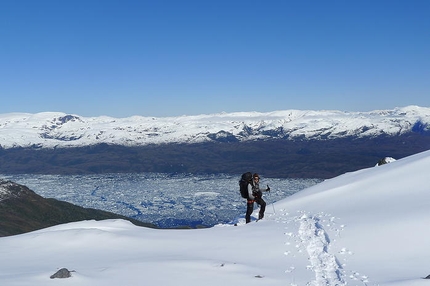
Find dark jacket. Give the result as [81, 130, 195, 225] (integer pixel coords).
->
[247, 182, 268, 200]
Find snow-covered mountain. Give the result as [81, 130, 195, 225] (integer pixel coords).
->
[1, 145, 430, 285]
[1, 106, 429, 149]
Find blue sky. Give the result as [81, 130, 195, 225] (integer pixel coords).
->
[1, 0, 429, 117]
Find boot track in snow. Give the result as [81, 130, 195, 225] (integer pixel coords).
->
[298, 214, 346, 286]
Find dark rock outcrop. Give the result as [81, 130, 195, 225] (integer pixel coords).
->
[0, 179, 156, 237]
[50, 268, 75, 279]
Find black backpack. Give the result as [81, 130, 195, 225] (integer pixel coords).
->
[239, 172, 253, 199]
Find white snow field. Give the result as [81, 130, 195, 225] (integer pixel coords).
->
[1, 149, 430, 285]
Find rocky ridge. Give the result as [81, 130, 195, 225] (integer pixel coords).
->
[0, 179, 156, 237]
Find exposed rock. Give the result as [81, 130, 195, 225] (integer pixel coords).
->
[50, 268, 74, 279]
[0, 180, 157, 237]
[376, 157, 396, 166]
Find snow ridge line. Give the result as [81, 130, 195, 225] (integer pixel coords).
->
[298, 214, 345, 286]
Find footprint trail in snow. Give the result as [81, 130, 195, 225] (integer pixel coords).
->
[225, 207, 370, 285]
[275, 209, 370, 286]
[298, 214, 345, 286]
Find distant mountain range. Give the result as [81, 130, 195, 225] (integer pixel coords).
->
[1, 106, 429, 178]
[0, 106, 429, 148]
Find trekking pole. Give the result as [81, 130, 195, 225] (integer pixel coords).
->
[268, 185, 275, 214]
[271, 197, 276, 214]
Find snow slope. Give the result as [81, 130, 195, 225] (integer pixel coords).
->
[1, 149, 430, 285]
[0, 105, 429, 148]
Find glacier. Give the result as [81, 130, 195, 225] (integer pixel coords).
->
[0, 173, 322, 228]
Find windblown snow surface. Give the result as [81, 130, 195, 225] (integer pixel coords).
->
[1, 149, 430, 285]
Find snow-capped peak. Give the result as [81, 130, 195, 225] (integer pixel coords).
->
[0, 106, 429, 149]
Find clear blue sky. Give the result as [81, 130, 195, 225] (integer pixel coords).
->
[1, 0, 429, 117]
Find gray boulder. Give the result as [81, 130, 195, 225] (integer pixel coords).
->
[50, 268, 74, 279]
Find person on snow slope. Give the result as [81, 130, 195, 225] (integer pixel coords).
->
[245, 173, 270, 223]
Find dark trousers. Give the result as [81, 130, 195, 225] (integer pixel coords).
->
[245, 197, 266, 223]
